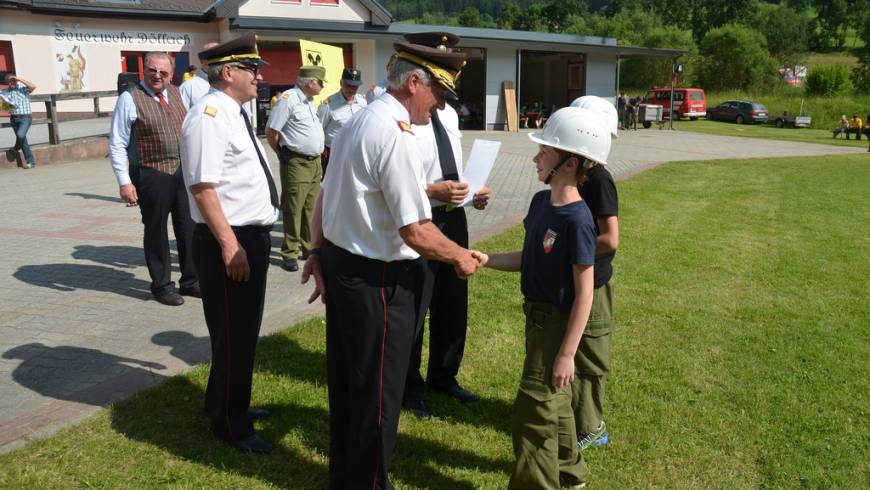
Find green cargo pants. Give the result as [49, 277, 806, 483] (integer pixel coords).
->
[572, 282, 614, 435]
[279, 152, 321, 261]
[509, 301, 588, 490]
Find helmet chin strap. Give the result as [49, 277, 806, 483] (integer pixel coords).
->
[545, 154, 574, 185]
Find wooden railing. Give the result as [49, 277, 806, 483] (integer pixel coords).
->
[1, 90, 117, 144]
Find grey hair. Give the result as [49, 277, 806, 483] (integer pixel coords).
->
[387, 59, 430, 90]
[143, 51, 174, 69]
[297, 76, 317, 86]
[206, 63, 225, 84]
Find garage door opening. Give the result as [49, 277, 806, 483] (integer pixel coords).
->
[454, 47, 485, 130]
[519, 51, 585, 128]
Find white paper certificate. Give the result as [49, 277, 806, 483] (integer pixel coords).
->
[461, 139, 501, 207]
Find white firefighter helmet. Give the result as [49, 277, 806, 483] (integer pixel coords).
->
[528, 107, 611, 165]
[570, 95, 619, 137]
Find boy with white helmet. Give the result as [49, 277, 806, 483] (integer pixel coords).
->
[477, 107, 611, 489]
[569, 95, 620, 450]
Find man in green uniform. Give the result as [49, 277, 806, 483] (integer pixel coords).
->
[266, 65, 326, 272]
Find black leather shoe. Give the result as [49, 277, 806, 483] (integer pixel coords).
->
[430, 384, 480, 403]
[402, 398, 432, 420]
[231, 434, 274, 454]
[5, 149, 16, 162]
[281, 259, 299, 272]
[179, 285, 202, 298]
[154, 291, 184, 306]
[248, 407, 271, 420]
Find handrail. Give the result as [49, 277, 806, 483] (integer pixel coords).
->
[2, 90, 118, 144]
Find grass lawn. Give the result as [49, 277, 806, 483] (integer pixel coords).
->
[1, 154, 868, 488]
[671, 119, 870, 149]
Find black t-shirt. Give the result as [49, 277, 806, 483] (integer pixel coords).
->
[579, 164, 619, 287]
[521, 190, 597, 311]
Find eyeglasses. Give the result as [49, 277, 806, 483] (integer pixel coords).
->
[312, 78, 324, 87]
[145, 67, 171, 78]
[231, 64, 259, 76]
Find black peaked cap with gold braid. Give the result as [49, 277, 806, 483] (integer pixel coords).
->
[199, 33, 268, 67]
[393, 31, 466, 97]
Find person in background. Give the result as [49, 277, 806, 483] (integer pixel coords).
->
[180, 43, 219, 110]
[182, 65, 197, 82]
[1, 74, 37, 169]
[616, 92, 627, 130]
[847, 113, 862, 140]
[832, 114, 848, 139]
[266, 65, 326, 272]
[316, 68, 366, 177]
[109, 51, 199, 306]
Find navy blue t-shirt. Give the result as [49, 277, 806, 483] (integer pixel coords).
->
[521, 190, 597, 311]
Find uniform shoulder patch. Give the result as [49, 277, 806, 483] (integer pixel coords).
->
[203, 105, 218, 117]
[397, 120, 414, 135]
[282, 93, 290, 100]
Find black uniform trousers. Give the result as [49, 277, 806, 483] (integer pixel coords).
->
[323, 242, 426, 490]
[405, 206, 469, 401]
[130, 165, 198, 295]
[193, 223, 272, 442]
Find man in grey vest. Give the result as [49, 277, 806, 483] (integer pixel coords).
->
[109, 51, 199, 306]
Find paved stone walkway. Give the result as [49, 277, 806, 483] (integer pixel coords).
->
[0, 128, 862, 453]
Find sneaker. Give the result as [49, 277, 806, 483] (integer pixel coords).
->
[578, 420, 609, 450]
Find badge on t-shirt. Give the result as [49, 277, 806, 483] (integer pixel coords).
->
[543, 228, 557, 254]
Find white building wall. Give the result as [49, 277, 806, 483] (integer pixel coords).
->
[0, 10, 219, 112]
[483, 46, 516, 130]
[584, 52, 617, 99]
[238, 0, 370, 22]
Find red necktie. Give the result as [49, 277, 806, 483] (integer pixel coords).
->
[156, 92, 170, 109]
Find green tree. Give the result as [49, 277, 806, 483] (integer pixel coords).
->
[691, 0, 759, 42]
[497, 1, 522, 29]
[619, 26, 697, 89]
[815, 0, 848, 48]
[750, 2, 811, 67]
[542, 0, 590, 32]
[695, 24, 779, 90]
[458, 7, 484, 27]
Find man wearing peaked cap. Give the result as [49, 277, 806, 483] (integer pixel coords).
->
[180, 32, 279, 454]
[316, 67, 366, 176]
[266, 64, 326, 272]
[300, 35, 484, 489]
[393, 33, 466, 101]
[401, 32, 493, 421]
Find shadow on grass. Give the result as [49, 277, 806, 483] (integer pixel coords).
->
[112, 333, 511, 488]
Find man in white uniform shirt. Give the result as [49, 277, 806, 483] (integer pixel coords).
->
[266, 65, 326, 272]
[316, 67, 366, 176]
[179, 42, 219, 110]
[301, 38, 482, 489]
[181, 34, 279, 455]
[399, 32, 492, 421]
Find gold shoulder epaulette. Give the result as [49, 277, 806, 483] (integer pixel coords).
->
[397, 120, 414, 135]
[204, 105, 218, 117]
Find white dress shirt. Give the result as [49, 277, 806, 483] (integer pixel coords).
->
[109, 81, 171, 186]
[317, 91, 367, 147]
[181, 88, 279, 227]
[413, 104, 463, 207]
[266, 86, 324, 156]
[365, 79, 388, 104]
[179, 70, 210, 110]
[322, 93, 431, 262]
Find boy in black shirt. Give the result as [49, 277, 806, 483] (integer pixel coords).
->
[568, 95, 621, 450]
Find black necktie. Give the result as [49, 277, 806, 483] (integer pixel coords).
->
[241, 109, 279, 209]
[431, 110, 459, 182]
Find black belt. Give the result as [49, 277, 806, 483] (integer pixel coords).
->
[195, 223, 273, 235]
[325, 241, 419, 269]
[279, 146, 319, 160]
